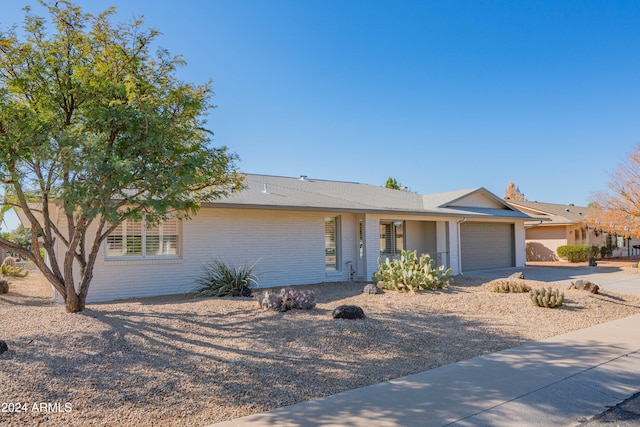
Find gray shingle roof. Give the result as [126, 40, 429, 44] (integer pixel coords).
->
[207, 174, 535, 219]
[506, 200, 590, 225]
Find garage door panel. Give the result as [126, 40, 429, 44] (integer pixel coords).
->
[461, 222, 514, 271]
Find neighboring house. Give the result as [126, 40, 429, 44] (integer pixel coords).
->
[25, 174, 537, 302]
[507, 200, 640, 261]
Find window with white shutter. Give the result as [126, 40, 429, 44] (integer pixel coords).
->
[380, 221, 404, 257]
[106, 216, 180, 258]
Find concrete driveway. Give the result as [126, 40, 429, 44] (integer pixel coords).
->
[464, 265, 640, 295]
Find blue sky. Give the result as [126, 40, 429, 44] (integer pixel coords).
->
[2, 1, 640, 230]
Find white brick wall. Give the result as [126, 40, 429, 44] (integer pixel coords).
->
[83, 208, 357, 302]
[47, 206, 529, 303]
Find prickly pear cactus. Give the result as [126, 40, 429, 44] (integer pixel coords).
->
[372, 250, 453, 293]
[529, 287, 564, 308]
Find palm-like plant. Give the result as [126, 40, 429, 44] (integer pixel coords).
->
[193, 260, 258, 297]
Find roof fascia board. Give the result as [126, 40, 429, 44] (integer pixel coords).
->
[439, 187, 517, 211]
[201, 202, 535, 220]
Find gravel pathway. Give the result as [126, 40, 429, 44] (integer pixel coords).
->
[1, 271, 640, 426]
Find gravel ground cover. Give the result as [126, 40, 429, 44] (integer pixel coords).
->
[1, 270, 640, 426]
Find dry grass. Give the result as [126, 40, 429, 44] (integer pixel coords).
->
[1, 271, 640, 426]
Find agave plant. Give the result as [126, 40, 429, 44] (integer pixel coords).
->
[193, 260, 258, 297]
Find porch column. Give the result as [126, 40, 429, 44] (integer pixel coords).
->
[448, 220, 461, 275]
[363, 215, 380, 282]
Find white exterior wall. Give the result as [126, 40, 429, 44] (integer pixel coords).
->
[82, 208, 357, 302]
[47, 205, 529, 303]
[405, 221, 437, 256]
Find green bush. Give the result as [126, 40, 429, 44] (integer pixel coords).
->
[590, 245, 600, 259]
[487, 279, 531, 293]
[373, 250, 453, 293]
[557, 244, 590, 262]
[530, 287, 564, 308]
[600, 245, 614, 258]
[193, 260, 258, 297]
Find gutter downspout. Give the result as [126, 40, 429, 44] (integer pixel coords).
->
[457, 217, 467, 275]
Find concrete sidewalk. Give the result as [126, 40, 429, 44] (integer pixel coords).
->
[207, 314, 640, 427]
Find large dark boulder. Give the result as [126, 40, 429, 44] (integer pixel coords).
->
[332, 305, 366, 320]
[0, 340, 8, 355]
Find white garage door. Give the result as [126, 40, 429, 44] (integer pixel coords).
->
[460, 222, 515, 271]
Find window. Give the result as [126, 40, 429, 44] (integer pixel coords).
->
[380, 221, 404, 256]
[325, 216, 340, 270]
[106, 217, 179, 258]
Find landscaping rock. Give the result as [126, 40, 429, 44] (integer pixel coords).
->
[508, 272, 525, 279]
[569, 279, 600, 294]
[363, 283, 382, 294]
[332, 305, 366, 320]
[0, 340, 8, 355]
[232, 286, 252, 297]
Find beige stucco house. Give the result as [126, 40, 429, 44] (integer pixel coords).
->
[507, 200, 640, 261]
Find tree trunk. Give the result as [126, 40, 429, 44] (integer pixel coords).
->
[65, 290, 85, 313]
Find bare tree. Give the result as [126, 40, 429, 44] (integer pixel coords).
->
[588, 145, 640, 238]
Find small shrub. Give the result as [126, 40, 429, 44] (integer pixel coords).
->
[258, 287, 316, 311]
[192, 260, 258, 297]
[487, 279, 531, 293]
[373, 250, 453, 293]
[0, 278, 9, 294]
[1, 263, 29, 277]
[600, 245, 614, 258]
[530, 287, 564, 308]
[590, 245, 600, 259]
[557, 244, 590, 262]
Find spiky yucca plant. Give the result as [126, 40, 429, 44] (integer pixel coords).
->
[193, 260, 258, 297]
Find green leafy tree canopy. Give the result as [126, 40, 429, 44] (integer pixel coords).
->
[0, 1, 244, 312]
[385, 177, 400, 190]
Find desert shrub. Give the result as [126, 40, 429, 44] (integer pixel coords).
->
[600, 245, 614, 258]
[557, 244, 590, 262]
[373, 250, 453, 293]
[590, 245, 600, 259]
[257, 287, 316, 311]
[487, 279, 531, 293]
[192, 260, 258, 297]
[530, 287, 564, 308]
[0, 278, 9, 294]
[1, 263, 29, 277]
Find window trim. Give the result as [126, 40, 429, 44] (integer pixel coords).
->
[105, 216, 182, 260]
